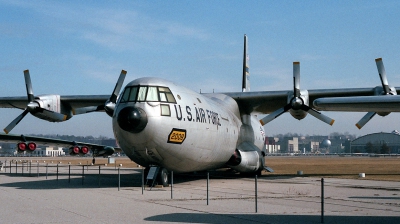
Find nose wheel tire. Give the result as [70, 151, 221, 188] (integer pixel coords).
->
[159, 168, 169, 187]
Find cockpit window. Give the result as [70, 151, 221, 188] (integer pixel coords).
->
[137, 86, 147, 101]
[146, 87, 158, 101]
[129, 86, 138, 101]
[120, 88, 131, 102]
[119, 85, 176, 103]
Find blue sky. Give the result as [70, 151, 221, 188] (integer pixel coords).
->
[1, 0, 400, 138]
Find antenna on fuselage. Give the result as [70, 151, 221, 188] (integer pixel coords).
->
[242, 34, 250, 92]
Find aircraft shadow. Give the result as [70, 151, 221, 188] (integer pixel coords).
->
[144, 213, 400, 224]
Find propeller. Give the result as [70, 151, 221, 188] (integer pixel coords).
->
[4, 70, 67, 134]
[355, 58, 396, 129]
[73, 70, 127, 117]
[104, 70, 127, 116]
[259, 62, 335, 126]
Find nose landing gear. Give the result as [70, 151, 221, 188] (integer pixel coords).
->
[144, 166, 169, 188]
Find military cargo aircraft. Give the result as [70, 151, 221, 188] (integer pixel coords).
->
[1, 35, 400, 186]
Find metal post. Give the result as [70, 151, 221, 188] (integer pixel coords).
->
[98, 166, 101, 188]
[321, 178, 324, 223]
[46, 163, 48, 179]
[68, 165, 71, 183]
[29, 162, 31, 176]
[15, 161, 17, 175]
[56, 164, 59, 181]
[255, 175, 258, 213]
[171, 171, 173, 199]
[9, 161, 11, 174]
[82, 165, 84, 185]
[207, 172, 209, 205]
[118, 167, 120, 191]
[86, 161, 88, 171]
[22, 162, 24, 176]
[141, 167, 144, 195]
[37, 162, 39, 177]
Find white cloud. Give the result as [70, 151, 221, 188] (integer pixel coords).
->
[2, 1, 210, 50]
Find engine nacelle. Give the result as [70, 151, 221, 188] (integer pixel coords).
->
[289, 108, 307, 120]
[288, 89, 309, 120]
[93, 146, 115, 157]
[373, 86, 396, 117]
[17, 142, 37, 153]
[227, 149, 260, 173]
[69, 145, 89, 156]
[31, 95, 72, 122]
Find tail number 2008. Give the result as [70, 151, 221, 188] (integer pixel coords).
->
[168, 128, 187, 144]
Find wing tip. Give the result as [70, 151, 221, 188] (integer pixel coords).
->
[330, 120, 335, 126]
[259, 120, 265, 126]
[4, 129, 9, 134]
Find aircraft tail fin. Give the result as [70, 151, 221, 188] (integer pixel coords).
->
[242, 34, 250, 92]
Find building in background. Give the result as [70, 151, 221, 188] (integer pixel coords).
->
[265, 137, 280, 154]
[351, 132, 400, 154]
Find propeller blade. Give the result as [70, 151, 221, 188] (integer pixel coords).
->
[354, 59, 393, 129]
[24, 70, 35, 102]
[39, 109, 67, 121]
[375, 58, 391, 94]
[4, 110, 29, 134]
[109, 70, 127, 104]
[104, 70, 127, 117]
[301, 105, 335, 126]
[259, 104, 291, 126]
[293, 62, 300, 97]
[355, 112, 376, 129]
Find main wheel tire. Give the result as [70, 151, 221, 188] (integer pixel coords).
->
[159, 168, 169, 187]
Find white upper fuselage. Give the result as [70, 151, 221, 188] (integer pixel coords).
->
[112, 77, 265, 173]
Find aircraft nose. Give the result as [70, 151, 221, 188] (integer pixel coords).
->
[117, 106, 148, 133]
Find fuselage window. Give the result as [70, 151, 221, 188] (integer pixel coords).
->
[160, 104, 171, 116]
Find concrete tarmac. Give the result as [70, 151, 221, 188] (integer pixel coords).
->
[0, 162, 399, 223]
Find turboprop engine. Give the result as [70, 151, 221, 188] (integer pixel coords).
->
[259, 62, 334, 126]
[227, 149, 261, 173]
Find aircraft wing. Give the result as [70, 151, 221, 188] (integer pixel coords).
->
[223, 87, 378, 114]
[313, 95, 400, 112]
[0, 95, 109, 111]
[0, 133, 121, 156]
